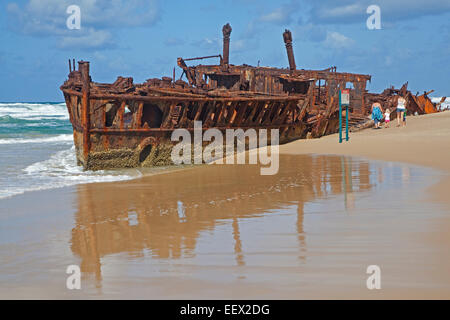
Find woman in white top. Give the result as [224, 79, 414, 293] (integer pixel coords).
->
[396, 96, 406, 127]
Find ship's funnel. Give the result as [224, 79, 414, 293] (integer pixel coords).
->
[283, 29, 296, 70]
[222, 23, 232, 65]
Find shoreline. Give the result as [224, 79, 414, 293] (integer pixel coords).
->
[281, 111, 450, 171]
[1, 111, 449, 204]
[280, 111, 450, 206]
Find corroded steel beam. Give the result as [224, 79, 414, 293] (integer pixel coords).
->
[283, 29, 296, 71]
[79, 61, 91, 160]
[222, 23, 232, 65]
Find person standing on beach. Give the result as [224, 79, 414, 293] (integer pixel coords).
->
[384, 108, 391, 128]
[396, 96, 406, 127]
[371, 102, 383, 129]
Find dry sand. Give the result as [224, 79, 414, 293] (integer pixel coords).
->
[280, 111, 450, 205]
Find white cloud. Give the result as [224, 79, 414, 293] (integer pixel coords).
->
[318, 3, 365, 20]
[59, 29, 114, 49]
[6, 0, 160, 49]
[260, 7, 290, 23]
[307, 0, 450, 24]
[258, 1, 299, 25]
[191, 37, 221, 50]
[324, 31, 355, 49]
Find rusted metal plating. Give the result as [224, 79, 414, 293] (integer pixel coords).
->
[283, 29, 296, 71]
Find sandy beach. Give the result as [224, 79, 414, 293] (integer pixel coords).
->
[281, 111, 450, 204]
[0, 111, 449, 299]
[2, 0, 450, 304]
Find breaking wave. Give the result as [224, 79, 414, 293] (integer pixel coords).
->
[431, 97, 450, 110]
[0, 134, 73, 145]
[0, 147, 140, 200]
[0, 102, 141, 200]
[0, 102, 69, 121]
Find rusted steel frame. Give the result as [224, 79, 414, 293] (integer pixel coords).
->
[79, 61, 91, 159]
[161, 102, 179, 128]
[176, 58, 195, 85]
[146, 87, 206, 98]
[212, 102, 224, 124]
[242, 101, 258, 125]
[272, 100, 288, 123]
[324, 96, 336, 117]
[69, 92, 300, 103]
[309, 81, 317, 107]
[204, 102, 217, 127]
[194, 101, 207, 121]
[178, 103, 191, 128]
[101, 103, 110, 150]
[224, 101, 238, 126]
[89, 123, 304, 133]
[215, 102, 227, 125]
[283, 29, 296, 71]
[232, 101, 249, 126]
[68, 94, 78, 123]
[321, 116, 330, 136]
[272, 102, 288, 125]
[296, 98, 309, 122]
[239, 101, 254, 125]
[292, 70, 371, 82]
[62, 88, 301, 103]
[160, 101, 171, 127]
[358, 81, 367, 114]
[72, 122, 84, 132]
[183, 55, 222, 62]
[263, 101, 280, 125]
[318, 79, 321, 100]
[254, 102, 269, 125]
[222, 23, 232, 65]
[249, 101, 265, 125]
[275, 100, 295, 124]
[261, 101, 276, 125]
[163, 102, 179, 128]
[408, 94, 423, 113]
[118, 101, 126, 130]
[136, 102, 143, 128]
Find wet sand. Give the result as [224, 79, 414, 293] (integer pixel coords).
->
[280, 111, 450, 204]
[0, 112, 449, 299]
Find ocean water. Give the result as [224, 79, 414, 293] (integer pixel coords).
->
[0, 102, 141, 200]
[431, 96, 450, 110]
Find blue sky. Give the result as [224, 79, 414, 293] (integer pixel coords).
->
[0, 0, 449, 101]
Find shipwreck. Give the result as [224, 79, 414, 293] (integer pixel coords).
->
[61, 23, 441, 170]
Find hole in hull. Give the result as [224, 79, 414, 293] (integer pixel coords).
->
[139, 144, 153, 163]
[141, 104, 163, 128]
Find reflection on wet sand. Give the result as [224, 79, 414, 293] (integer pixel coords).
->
[71, 155, 374, 286]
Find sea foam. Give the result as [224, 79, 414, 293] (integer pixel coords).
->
[0, 134, 73, 145]
[0, 147, 140, 200]
[0, 102, 69, 120]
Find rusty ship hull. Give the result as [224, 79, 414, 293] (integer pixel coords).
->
[62, 73, 304, 170]
[61, 24, 441, 170]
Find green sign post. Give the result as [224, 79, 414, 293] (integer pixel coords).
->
[339, 89, 350, 143]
